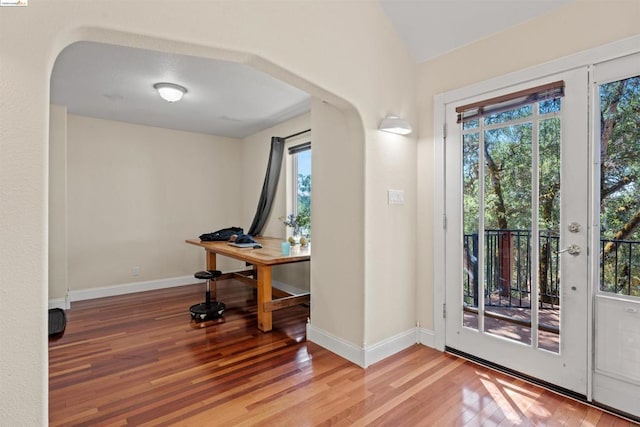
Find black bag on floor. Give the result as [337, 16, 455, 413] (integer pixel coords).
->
[49, 308, 66, 337]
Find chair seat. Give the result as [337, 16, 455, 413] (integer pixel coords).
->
[194, 270, 222, 280]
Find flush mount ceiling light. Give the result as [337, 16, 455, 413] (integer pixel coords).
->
[379, 115, 412, 135]
[153, 82, 187, 103]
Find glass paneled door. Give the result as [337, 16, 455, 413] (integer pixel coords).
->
[592, 53, 640, 417]
[444, 68, 589, 395]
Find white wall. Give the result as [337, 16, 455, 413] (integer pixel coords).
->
[64, 115, 243, 292]
[416, 0, 640, 332]
[0, 2, 417, 422]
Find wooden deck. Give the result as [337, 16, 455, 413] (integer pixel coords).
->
[49, 280, 636, 426]
[464, 306, 560, 352]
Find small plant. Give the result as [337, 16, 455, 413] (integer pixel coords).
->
[281, 211, 311, 245]
[281, 211, 310, 232]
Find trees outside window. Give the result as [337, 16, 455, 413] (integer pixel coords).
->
[461, 76, 640, 298]
[292, 148, 311, 238]
[599, 75, 640, 296]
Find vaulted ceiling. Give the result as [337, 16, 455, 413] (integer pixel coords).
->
[50, 1, 572, 138]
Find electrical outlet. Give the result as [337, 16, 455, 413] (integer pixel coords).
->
[132, 266, 140, 277]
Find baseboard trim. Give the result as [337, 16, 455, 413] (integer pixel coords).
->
[48, 298, 69, 310]
[67, 275, 197, 303]
[417, 327, 436, 348]
[363, 328, 418, 368]
[307, 323, 365, 367]
[307, 324, 421, 368]
[271, 279, 308, 296]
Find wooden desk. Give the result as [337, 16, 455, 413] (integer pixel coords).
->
[186, 236, 310, 332]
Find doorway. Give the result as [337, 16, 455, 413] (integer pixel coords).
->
[443, 68, 589, 395]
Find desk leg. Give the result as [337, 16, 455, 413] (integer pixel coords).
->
[206, 250, 217, 301]
[257, 265, 273, 332]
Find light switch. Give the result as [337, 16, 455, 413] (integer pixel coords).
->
[388, 189, 405, 205]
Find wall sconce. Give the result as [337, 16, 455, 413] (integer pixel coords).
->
[378, 115, 412, 135]
[154, 82, 187, 103]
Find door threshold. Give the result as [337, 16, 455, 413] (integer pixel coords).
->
[445, 346, 585, 400]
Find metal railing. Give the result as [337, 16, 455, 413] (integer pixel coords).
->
[601, 238, 640, 297]
[463, 229, 560, 309]
[464, 231, 640, 309]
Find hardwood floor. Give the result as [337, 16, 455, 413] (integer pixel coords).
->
[50, 281, 637, 426]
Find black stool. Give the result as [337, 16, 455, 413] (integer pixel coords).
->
[190, 270, 225, 321]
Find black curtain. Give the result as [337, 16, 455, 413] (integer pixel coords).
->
[247, 136, 285, 236]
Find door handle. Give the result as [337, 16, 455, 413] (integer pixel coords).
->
[568, 222, 581, 233]
[556, 244, 581, 256]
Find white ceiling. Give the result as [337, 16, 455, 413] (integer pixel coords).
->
[51, 42, 311, 139]
[50, 1, 572, 138]
[380, 0, 573, 63]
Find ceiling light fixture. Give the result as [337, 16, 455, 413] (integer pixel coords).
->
[154, 82, 187, 103]
[379, 115, 412, 135]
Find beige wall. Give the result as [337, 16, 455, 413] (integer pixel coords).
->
[240, 113, 311, 239]
[365, 127, 417, 346]
[241, 112, 311, 290]
[2, 0, 638, 422]
[0, 2, 416, 422]
[310, 99, 366, 343]
[65, 115, 243, 291]
[49, 104, 68, 303]
[52, 111, 311, 299]
[416, 0, 640, 330]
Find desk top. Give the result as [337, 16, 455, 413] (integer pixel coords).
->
[186, 236, 310, 266]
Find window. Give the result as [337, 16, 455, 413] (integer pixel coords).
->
[457, 82, 564, 350]
[599, 74, 640, 297]
[288, 142, 311, 238]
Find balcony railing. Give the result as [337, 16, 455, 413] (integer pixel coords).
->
[601, 238, 640, 297]
[464, 230, 640, 309]
[464, 229, 559, 309]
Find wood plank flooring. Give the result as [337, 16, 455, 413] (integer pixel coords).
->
[49, 280, 637, 426]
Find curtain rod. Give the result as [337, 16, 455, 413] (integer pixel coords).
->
[283, 128, 311, 140]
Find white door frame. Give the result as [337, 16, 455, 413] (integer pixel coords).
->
[432, 35, 640, 403]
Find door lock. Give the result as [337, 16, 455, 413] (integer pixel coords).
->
[556, 244, 581, 256]
[568, 222, 581, 233]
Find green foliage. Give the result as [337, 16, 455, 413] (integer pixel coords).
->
[461, 78, 640, 297]
[297, 173, 311, 236]
[600, 77, 640, 240]
[463, 106, 549, 233]
[298, 173, 311, 215]
[538, 117, 561, 231]
[281, 172, 311, 235]
[484, 123, 533, 230]
[599, 76, 640, 296]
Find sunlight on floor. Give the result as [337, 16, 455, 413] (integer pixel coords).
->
[479, 372, 551, 423]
